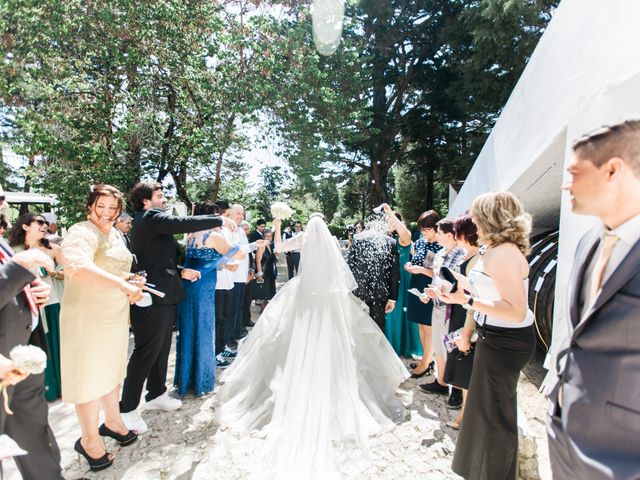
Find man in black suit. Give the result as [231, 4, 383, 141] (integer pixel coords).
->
[547, 120, 640, 480]
[0, 240, 63, 479]
[248, 218, 266, 242]
[346, 224, 399, 330]
[115, 212, 133, 250]
[284, 221, 303, 279]
[120, 182, 232, 434]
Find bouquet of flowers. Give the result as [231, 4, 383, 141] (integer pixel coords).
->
[270, 202, 293, 221]
[1, 345, 47, 415]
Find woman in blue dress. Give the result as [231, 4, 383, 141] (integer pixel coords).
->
[174, 203, 246, 396]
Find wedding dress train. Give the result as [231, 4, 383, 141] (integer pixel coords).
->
[214, 216, 409, 479]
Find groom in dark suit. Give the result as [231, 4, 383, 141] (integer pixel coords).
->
[547, 120, 640, 480]
[0, 240, 63, 479]
[346, 223, 399, 330]
[120, 182, 232, 434]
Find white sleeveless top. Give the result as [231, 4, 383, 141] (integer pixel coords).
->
[469, 255, 534, 329]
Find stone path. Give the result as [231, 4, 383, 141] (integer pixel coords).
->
[3, 257, 552, 480]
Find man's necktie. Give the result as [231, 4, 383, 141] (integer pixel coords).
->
[588, 233, 620, 307]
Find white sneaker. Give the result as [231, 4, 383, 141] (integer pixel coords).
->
[144, 391, 182, 411]
[121, 410, 149, 434]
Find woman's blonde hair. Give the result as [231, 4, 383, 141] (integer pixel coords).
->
[471, 191, 532, 255]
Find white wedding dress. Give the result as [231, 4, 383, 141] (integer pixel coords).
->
[214, 217, 409, 479]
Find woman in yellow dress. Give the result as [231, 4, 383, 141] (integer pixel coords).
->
[60, 185, 143, 472]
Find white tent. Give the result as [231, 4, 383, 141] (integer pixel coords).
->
[448, 0, 640, 385]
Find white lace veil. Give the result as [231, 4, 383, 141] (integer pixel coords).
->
[296, 216, 357, 294]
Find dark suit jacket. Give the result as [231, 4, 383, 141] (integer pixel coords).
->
[0, 239, 38, 357]
[346, 234, 399, 303]
[548, 227, 640, 480]
[130, 209, 223, 305]
[248, 230, 263, 243]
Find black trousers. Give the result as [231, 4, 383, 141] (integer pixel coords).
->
[215, 289, 234, 354]
[365, 299, 386, 331]
[242, 282, 254, 327]
[286, 252, 300, 279]
[231, 282, 246, 340]
[0, 372, 63, 479]
[120, 304, 176, 413]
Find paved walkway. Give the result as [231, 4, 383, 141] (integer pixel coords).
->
[4, 256, 552, 480]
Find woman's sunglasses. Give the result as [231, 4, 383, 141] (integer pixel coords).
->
[33, 219, 49, 226]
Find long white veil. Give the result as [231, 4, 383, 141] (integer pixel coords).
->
[296, 215, 357, 294]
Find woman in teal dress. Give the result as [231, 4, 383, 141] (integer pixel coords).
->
[381, 205, 423, 358]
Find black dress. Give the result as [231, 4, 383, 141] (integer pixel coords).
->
[255, 246, 277, 300]
[443, 256, 476, 390]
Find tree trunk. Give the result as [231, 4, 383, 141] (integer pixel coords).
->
[426, 163, 435, 210]
[210, 112, 236, 202]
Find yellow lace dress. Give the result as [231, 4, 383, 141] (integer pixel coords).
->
[60, 221, 132, 404]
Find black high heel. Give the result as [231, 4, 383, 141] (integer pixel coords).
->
[99, 424, 138, 446]
[74, 438, 113, 472]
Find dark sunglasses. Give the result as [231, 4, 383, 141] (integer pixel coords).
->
[33, 219, 49, 226]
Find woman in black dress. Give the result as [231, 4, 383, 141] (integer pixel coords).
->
[442, 214, 479, 430]
[256, 230, 277, 304]
[404, 210, 441, 377]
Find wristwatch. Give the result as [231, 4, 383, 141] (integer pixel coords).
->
[463, 295, 474, 310]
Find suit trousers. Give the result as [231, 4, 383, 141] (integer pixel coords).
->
[215, 289, 234, 354]
[120, 304, 176, 413]
[546, 410, 584, 480]
[242, 283, 253, 328]
[231, 283, 246, 340]
[286, 252, 300, 279]
[365, 299, 386, 331]
[0, 372, 63, 480]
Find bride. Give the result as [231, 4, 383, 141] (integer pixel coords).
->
[214, 214, 409, 479]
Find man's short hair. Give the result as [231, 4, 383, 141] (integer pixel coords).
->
[42, 212, 57, 224]
[573, 120, 640, 176]
[436, 218, 455, 235]
[214, 200, 230, 211]
[117, 213, 132, 222]
[256, 218, 266, 227]
[129, 182, 162, 211]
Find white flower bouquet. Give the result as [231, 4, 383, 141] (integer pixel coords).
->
[0, 345, 47, 415]
[270, 202, 293, 221]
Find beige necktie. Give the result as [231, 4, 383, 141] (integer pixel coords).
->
[588, 233, 620, 307]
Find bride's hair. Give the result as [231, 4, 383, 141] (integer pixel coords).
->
[309, 212, 326, 222]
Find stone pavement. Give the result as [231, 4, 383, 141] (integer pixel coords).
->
[3, 256, 552, 480]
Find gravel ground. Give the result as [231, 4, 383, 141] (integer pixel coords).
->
[3, 257, 552, 480]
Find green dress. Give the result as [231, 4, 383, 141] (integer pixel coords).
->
[384, 240, 423, 358]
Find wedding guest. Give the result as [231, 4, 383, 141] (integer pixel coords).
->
[404, 211, 442, 377]
[8, 213, 64, 401]
[240, 221, 257, 329]
[381, 205, 421, 357]
[442, 214, 480, 430]
[284, 221, 303, 279]
[229, 204, 253, 344]
[174, 202, 245, 396]
[420, 218, 466, 410]
[0, 216, 8, 238]
[547, 121, 640, 480]
[248, 218, 267, 242]
[436, 191, 536, 480]
[346, 220, 400, 330]
[255, 230, 278, 305]
[60, 184, 143, 472]
[115, 213, 133, 250]
[214, 200, 238, 367]
[0, 242, 63, 479]
[120, 182, 230, 434]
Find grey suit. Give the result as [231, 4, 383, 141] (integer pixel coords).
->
[547, 228, 640, 480]
[0, 239, 63, 479]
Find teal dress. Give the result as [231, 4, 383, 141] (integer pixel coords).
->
[384, 240, 423, 358]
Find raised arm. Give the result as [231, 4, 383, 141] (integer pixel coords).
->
[146, 209, 226, 236]
[205, 231, 246, 260]
[382, 203, 411, 247]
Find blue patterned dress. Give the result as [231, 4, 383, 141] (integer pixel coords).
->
[174, 232, 240, 396]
